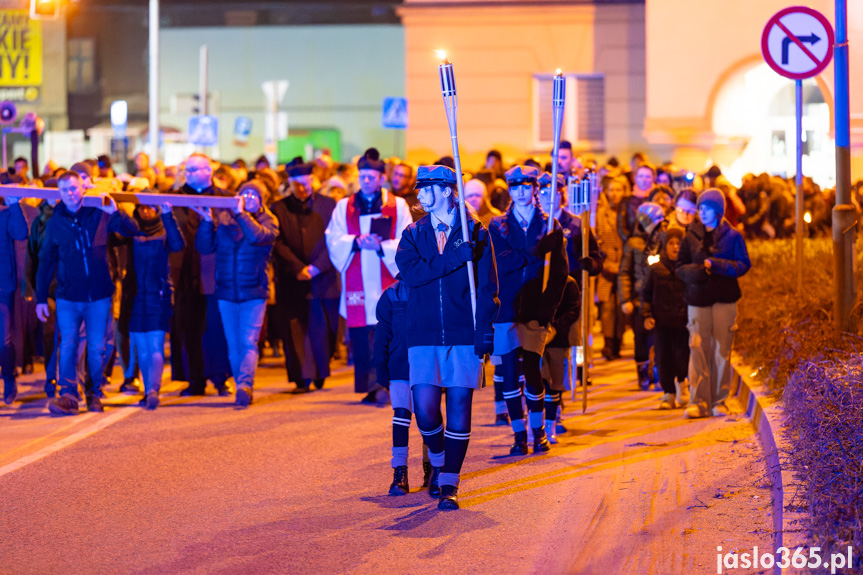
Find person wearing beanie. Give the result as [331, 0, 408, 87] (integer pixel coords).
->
[325, 148, 412, 406]
[641, 227, 689, 409]
[489, 165, 569, 456]
[271, 161, 340, 394]
[669, 188, 698, 231]
[193, 180, 279, 408]
[677, 187, 751, 419]
[618, 201, 666, 391]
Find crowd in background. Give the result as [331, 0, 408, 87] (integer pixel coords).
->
[0, 143, 843, 420]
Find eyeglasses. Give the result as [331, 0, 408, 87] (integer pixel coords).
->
[676, 206, 696, 215]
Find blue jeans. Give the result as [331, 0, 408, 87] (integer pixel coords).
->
[56, 298, 112, 400]
[218, 299, 266, 391]
[130, 331, 165, 395]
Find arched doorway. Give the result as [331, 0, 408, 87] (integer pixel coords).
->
[711, 62, 834, 187]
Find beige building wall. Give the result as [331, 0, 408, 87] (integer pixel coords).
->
[645, 0, 863, 179]
[399, 0, 647, 169]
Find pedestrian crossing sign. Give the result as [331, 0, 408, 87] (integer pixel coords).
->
[382, 97, 408, 129]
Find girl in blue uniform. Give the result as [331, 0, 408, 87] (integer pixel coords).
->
[489, 166, 569, 456]
[395, 165, 499, 510]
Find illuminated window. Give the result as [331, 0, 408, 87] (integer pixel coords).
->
[533, 73, 605, 151]
[68, 38, 97, 94]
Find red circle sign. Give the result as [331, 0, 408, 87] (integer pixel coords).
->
[761, 6, 834, 80]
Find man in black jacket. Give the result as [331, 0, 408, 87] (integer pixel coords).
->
[36, 171, 136, 415]
[271, 161, 340, 393]
[169, 153, 232, 396]
[0, 193, 28, 404]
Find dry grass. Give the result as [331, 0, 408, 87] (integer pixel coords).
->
[736, 238, 863, 570]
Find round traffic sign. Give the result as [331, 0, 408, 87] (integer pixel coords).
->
[761, 6, 834, 80]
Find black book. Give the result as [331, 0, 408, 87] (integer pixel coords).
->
[370, 216, 392, 239]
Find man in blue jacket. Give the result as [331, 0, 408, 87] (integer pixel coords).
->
[0, 193, 28, 404]
[36, 171, 136, 415]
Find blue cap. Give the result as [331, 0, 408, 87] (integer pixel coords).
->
[505, 165, 540, 185]
[414, 165, 457, 189]
[538, 171, 566, 190]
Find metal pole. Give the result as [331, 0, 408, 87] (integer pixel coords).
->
[199, 45, 208, 116]
[543, 71, 565, 291]
[148, 0, 160, 161]
[580, 175, 591, 414]
[832, 0, 856, 332]
[795, 80, 804, 295]
[438, 56, 477, 325]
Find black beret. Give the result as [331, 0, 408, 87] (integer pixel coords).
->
[357, 155, 386, 173]
[538, 171, 566, 189]
[287, 162, 314, 178]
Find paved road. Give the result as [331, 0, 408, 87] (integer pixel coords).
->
[0, 347, 773, 574]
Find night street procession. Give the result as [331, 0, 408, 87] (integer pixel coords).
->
[1, 1, 862, 573]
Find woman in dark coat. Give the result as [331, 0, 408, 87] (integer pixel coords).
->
[116, 203, 185, 409]
[194, 180, 279, 408]
[489, 165, 568, 457]
[676, 189, 751, 419]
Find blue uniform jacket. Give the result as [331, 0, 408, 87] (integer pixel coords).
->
[395, 213, 499, 349]
[488, 208, 568, 326]
[373, 280, 410, 388]
[558, 209, 603, 285]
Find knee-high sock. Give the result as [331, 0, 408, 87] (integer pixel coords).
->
[493, 367, 507, 414]
[440, 427, 470, 487]
[544, 384, 562, 424]
[392, 407, 412, 467]
[418, 423, 444, 467]
[500, 349, 525, 432]
[522, 351, 545, 429]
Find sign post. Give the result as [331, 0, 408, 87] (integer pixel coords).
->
[761, 6, 834, 296]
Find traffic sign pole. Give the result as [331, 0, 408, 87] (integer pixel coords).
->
[832, 0, 855, 333]
[795, 80, 803, 295]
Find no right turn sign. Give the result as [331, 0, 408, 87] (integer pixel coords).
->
[762, 6, 834, 80]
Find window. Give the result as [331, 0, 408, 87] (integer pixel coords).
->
[68, 38, 96, 94]
[533, 73, 605, 151]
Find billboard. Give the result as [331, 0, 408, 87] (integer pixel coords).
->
[0, 10, 42, 87]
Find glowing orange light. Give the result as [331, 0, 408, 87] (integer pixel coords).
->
[436, 50, 448, 63]
[804, 212, 812, 223]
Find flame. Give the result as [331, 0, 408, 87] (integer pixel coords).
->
[435, 50, 448, 62]
[555, 68, 562, 76]
[804, 212, 812, 223]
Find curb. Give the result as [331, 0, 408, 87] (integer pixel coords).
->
[730, 352, 805, 575]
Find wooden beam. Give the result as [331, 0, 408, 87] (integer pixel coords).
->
[0, 185, 239, 209]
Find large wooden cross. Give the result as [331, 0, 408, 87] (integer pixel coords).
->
[0, 182, 239, 209]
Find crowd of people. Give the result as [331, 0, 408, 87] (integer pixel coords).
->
[0, 142, 762, 510]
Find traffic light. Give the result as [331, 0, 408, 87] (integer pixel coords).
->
[30, 0, 60, 20]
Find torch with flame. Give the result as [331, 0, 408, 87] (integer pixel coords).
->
[437, 50, 477, 325]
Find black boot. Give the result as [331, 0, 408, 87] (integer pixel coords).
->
[610, 337, 622, 359]
[636, 362, 650, 391]
[388, 465, 409, 496]
[533, 426, 551, 453]
[422, 461, 432, 488]
[509, 431, 529, 456]
[438, 485, 459, 510]
[428, 467, 441, 498]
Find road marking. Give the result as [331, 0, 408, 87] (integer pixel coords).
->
[0, 407, 137, 479]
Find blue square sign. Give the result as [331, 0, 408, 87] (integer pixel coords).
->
[382, 97, 408, 129]
[188, 115, 219, 146]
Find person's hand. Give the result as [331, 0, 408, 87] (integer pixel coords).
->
[358, 234, 382, 251]
[36, 303, 50, 322]
[296, 266, 313, 281]
[704, 259, 712, 273]
[5, 196, 18, 204]
[536, 229, 563, 255]
[191, 205, 213, 222]
[308, 264, 320, 278]
[99, 194, 118, 214]
[233, 195, 245, 215]
[161, 202, 173, 213]
[644, 317, 655, 330]
[474, 329, 495, 358]
[621, 301, 634, 315]
[454, 240, 475, 264]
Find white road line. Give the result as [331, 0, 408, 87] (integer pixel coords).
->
[0, 407, 137, 479]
